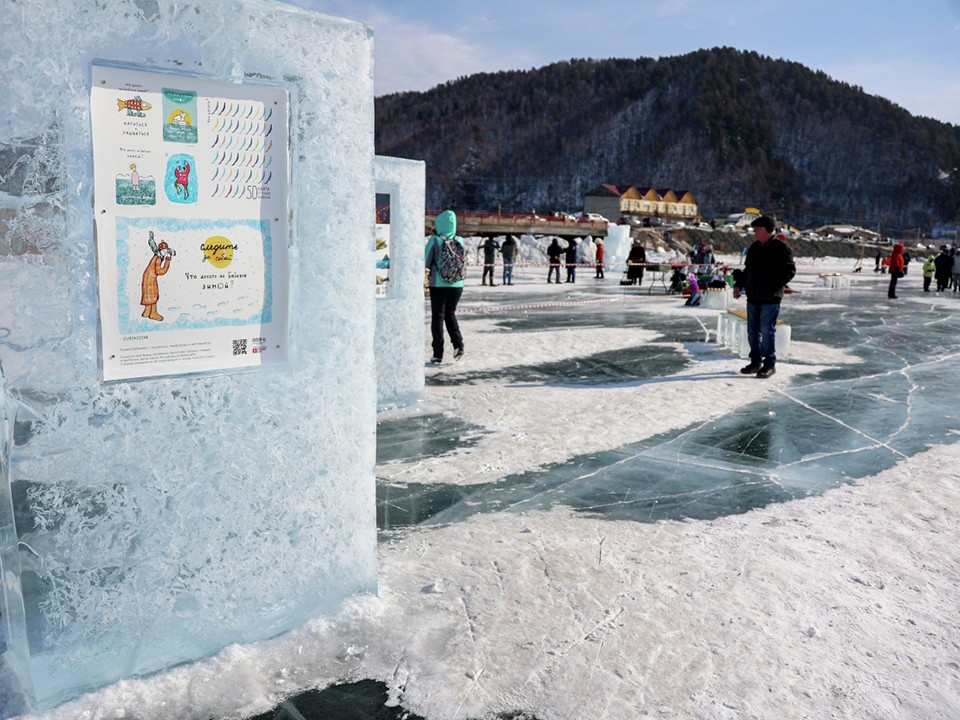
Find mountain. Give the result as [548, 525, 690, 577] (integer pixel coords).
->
[374, 47, 960, 232]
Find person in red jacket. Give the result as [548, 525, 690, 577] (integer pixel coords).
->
[594, 238, 605, 279]
[887, 243, 905, 299]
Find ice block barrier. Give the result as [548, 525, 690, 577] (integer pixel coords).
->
[374, 156, 426, 410]
[716, 309, 791, 361]
[0, 1, 378, 712]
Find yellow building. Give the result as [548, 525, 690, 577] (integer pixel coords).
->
[583, 184, 698, 222]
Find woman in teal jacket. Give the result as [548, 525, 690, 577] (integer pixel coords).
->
[425, 210, 466, 363]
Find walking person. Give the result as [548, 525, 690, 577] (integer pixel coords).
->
[425, 209, 466, 364]
[594, 238, 605, 279]
[547, 238, 563, 284]
[501, 235, 518, 285]
[733, 216, 796, 379]
[887, 243, 905, 299]
[565, 239, 578, 283]
[480, 236, 500, 286]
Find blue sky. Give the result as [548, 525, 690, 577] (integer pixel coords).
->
[282, 0, 960, 126]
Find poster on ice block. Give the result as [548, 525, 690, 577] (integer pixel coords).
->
[90, 62, 290, 381]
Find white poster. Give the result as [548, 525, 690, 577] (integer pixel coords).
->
[91, 63, 290, 381]
[375, 192, 391, 297]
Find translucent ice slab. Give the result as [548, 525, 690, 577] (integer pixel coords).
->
[0, 0, 377, 711]
[374, 156, 426, 410]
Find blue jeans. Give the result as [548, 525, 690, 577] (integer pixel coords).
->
[503, 259, 514, 284]
[746, 302, 780, 368]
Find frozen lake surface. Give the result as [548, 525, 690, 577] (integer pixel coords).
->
[7, 257, 960, 720]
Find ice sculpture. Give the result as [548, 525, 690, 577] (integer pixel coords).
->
[602, 222, 630, 267]
[374, 156, 426, 409]
[0, 0, 378, 712]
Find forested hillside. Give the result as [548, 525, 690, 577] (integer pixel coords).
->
[374, 48, 960, 230]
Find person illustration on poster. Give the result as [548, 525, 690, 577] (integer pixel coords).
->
[141, 234, 174, 322]
[130, 163, 140, 191]
[174, 161, 191, 198]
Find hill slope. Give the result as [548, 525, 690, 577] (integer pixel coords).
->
[375, 48, 960, 230]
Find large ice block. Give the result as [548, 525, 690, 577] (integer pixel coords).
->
[0, 0, 378, 712]
[374, 156, 426, 409]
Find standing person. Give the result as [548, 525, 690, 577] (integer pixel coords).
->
[627, 240, 646, 286]
[733, 216, 796, 379]
[952, 248, 960, 292]
[887, 243, 905, 299]
[565, 238, 578, 283]
[546, 238, 563, 284]
[594, 238, 605, 279]
[501, 235, 518, 285]
[934, 246, 952, 291]
[922, 254, 936, 292]
[480, 236, 500, 286]
[141, 239, 173, 321]
[425, 209, 466, 363]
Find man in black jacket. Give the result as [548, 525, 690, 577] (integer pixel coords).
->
[733, 216, 796, 379]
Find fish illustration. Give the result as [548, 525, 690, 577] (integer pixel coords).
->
[117, 96, 152, 115]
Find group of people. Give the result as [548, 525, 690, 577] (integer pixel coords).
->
[478, 235, 519, 286]
[885, 244, 960, 297]
[546, 238, 593, 283]
[426, 211, 797, 380]
[924, 246, 960, 293]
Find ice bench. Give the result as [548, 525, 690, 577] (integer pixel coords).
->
[716, 308, 791, 361]
[700, 286, 732, 309]
[816, 273, 850, 289]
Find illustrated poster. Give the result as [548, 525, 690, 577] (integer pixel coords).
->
[91, 63, 290, 381]
[375, 192, 391, 297]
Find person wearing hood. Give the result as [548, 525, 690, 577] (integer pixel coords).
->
[564, 238, 578, 283]
[733, 216, 796, 379]
[594, 238, 605, 279]
[546, 238, 563, 283]
[887, 243, 905, 299]
[922, 254, 936, 292]
[425, 210, 466, 363]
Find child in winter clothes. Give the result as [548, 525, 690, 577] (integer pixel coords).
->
[685, 273, 702, 306]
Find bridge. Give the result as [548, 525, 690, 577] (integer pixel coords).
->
[425, 211, 609, 239]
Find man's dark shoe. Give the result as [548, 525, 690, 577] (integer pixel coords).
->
[740, 363, 762, 375]
[453, 347, 465, 361]
[757, 366, 776, 379]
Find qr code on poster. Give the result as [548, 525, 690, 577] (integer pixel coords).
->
[233, 338, 247, 355]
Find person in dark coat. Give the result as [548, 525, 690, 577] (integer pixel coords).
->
[934, 247, 952, 291]
[547, 239, 563, 284]
[626, 241, 646, 285]
[501, 235, 518, 285]
[733, 216, 796, 379]
[480, 236, 500, 286]
[565, 239, 578, 283]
